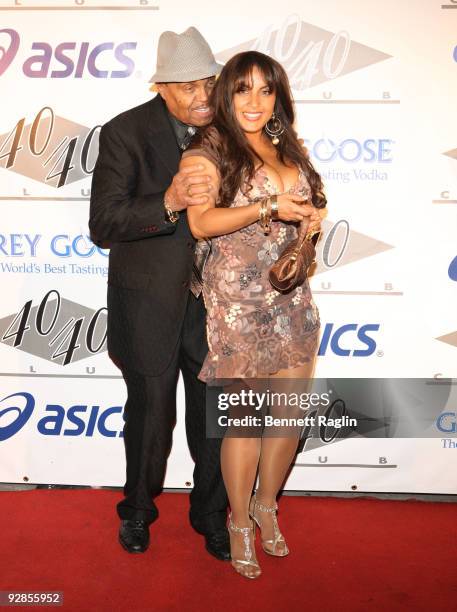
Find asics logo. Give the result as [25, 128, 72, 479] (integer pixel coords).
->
[0, 392, 35, 441]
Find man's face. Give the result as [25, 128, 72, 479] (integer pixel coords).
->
[157, 77, 216, 126]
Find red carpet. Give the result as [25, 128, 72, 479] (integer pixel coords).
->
[1, 490, 456, 611]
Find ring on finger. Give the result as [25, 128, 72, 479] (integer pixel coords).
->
[187, 185, 192, 197]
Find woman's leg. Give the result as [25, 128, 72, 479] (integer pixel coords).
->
[222, 437, 261, 526]
[221, 436, 261, 576]
[254, 359, 315, 552]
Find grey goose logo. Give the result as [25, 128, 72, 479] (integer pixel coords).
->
[215, 14, 392, 90]
[0, 291, 107, 365]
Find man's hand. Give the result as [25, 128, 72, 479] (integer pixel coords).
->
[165, 163, 214, 212]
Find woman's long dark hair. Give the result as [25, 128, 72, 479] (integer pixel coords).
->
[191, 50, 326, 209]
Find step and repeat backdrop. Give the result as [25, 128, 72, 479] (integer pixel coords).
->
[0, 0, 456, 493]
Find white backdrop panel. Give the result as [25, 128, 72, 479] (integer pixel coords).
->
[0, 0, 456, 492]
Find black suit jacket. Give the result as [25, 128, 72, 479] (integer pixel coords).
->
[89, 95, 197, 376]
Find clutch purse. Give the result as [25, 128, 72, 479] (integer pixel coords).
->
[269, 220, 319, 292]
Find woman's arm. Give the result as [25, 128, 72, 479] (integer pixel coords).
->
[180, 155, 317, 239]
[180, 155, 261, 239]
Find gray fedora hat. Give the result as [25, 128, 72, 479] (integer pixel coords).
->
[149, 26, 223, 83]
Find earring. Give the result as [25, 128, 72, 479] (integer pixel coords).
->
[265, 112, 285, 145]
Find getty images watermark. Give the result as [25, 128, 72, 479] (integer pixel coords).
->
[205, 378, 457, 440]
[217, 389, 357, 430]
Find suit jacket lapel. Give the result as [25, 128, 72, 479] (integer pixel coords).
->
[148, 95, 181, 178]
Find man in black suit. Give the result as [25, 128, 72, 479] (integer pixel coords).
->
[89, 27, 229, 560]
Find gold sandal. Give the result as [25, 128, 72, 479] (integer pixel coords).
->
[228, 513, 262, 579]
[249, 495, 289, 557]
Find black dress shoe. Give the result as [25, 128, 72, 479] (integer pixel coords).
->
[119, 520, 149, 553]
[204, 527, 231, 561]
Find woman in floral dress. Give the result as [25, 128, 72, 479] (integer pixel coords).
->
[180, 51, 326, 579]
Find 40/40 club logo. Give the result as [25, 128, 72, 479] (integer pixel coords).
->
[0, 107, 99, 187]
[216, 14, 392, 90]
[0, 28, 137, 79]
[0, 291, 107, 365]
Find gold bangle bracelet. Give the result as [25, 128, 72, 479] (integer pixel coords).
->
[270, 194, 279, 220]
[258, 197, 271, 234]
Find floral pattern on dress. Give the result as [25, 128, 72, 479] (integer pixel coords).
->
[198, 166, 321, 382]
[257, 239, 279, 265]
